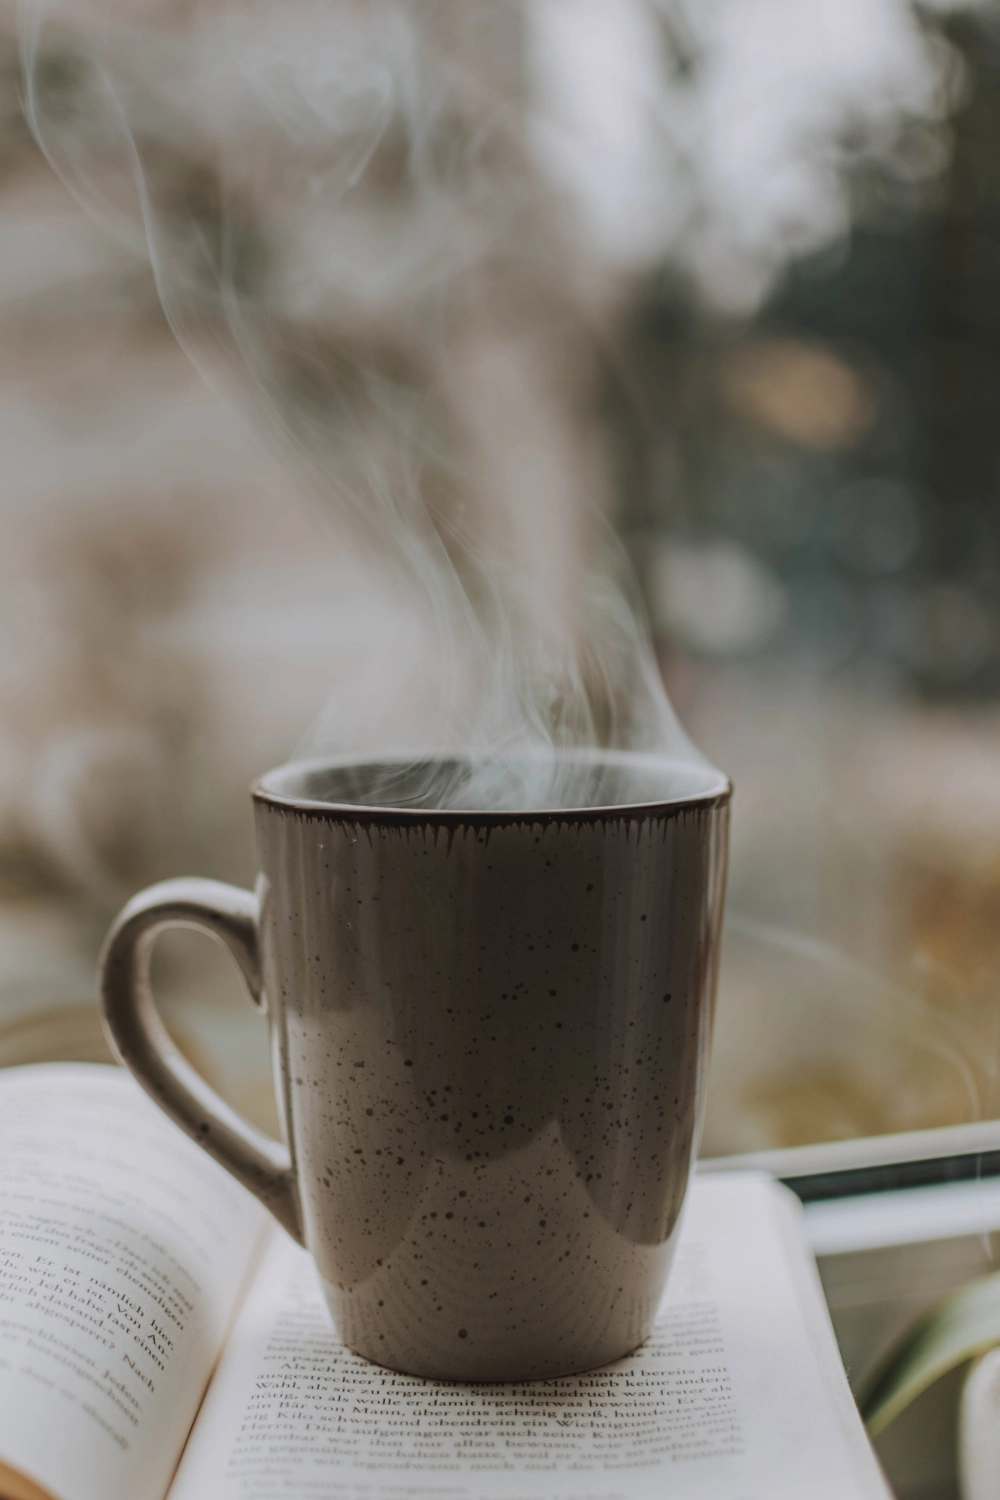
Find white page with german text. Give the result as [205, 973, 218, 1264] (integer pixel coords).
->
[170, 1172, 889, 1500]
[0, 1065, 267, 1500]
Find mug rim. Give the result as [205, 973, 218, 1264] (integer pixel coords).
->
[252, 749, 731, 823]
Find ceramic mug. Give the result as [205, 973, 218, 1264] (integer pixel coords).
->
[99, 752, 730, 1380]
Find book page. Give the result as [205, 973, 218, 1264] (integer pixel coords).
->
[170, 1172, 889, 1500]
[0, 1064, 268, 1500]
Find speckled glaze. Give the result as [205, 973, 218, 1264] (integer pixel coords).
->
[100, 755, 729, 1381]
[253, 763, 730, 1380]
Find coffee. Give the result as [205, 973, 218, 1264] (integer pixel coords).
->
[101, 751, 730, 1380]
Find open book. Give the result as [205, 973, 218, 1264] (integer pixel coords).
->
[0, 1064, 889, 1500]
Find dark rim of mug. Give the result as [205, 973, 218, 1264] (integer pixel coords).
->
[252, 752, 732, 825]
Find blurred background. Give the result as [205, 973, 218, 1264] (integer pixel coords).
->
[1, 0, 998, 1154]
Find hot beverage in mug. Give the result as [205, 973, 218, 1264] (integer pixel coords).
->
[100, 752, 730, 1380]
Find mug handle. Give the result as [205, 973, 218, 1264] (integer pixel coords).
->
[99, 877, 304, 1246]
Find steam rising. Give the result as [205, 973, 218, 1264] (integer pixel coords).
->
[20, 0, 971, 811]
[19, 0, 716, 811]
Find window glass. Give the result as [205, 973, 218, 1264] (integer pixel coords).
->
[0, 1, 996, 1159]
[618, 6, 1000, 1153]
